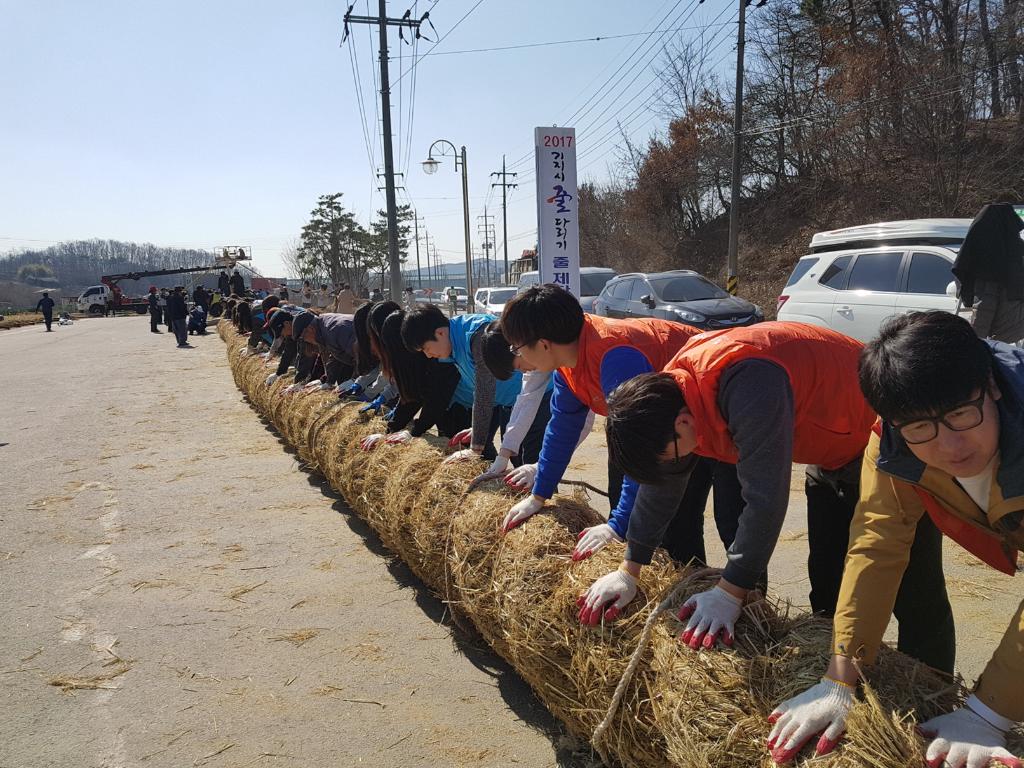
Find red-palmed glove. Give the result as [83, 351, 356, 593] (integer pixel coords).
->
[360, 433, 386, 451]
[577, 567, 638, 626]
[767, 678, 854, 764]
[447, 428, 472, 448]
[572, 524, 623, 561]
[504, 463, 537, 492]
[919, 698, 1023, 768]
[501, 495, 544, 532]
[677, 585, 743, 649]
[384, 430, 412, 445]
[442, 448, 481, 465]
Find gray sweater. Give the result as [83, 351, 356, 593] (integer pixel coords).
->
[624, 359, 795, 590]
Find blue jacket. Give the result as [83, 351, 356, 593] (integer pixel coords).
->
[445, 314, 522, 408]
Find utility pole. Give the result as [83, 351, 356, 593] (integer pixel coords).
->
[477, 208, 495, 287]
[726, 0, 747, 296]
[413, 211, 423, 288]
[423, 232, 435, 285]
[343, 4, 425, 300]
[490, 155, 517, 284]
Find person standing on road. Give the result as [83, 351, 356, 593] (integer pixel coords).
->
[193, 284, 209, 313]
[765, 312, 1024, 768]
[159, 288, 171, 330]
[35, 292, 55, 332]
[334, 283, 357, 314]
[147, 286, 161, 333]
[301, 280, 313, 308]
[166, 286, 190, 347]
[317, 284, 331, 310]
[217, 270, 231, 298]
[446, 286, 458, 316]
[230, 269, 245, 297]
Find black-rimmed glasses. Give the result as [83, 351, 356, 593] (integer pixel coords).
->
[893, 391, 987, 445]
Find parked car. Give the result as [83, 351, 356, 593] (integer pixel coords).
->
[515, 267, 617, 312]
[776, 218, 972, 343]
[474, 286, 518, 316]
[594, 269, 763, 330]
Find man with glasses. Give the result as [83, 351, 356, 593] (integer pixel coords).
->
[767, 311, 1024, 767]
[497, 284, 742, 569]
[595, 321, 953, 672]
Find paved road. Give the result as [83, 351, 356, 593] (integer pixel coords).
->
[0, 317, 584, 768]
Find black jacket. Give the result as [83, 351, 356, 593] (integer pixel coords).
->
[218, 273, 231, 295]
[166, 293, 188, 321]
[952, 203, 1024, 307]
[36, 297, 55, 314]
[148, 293, 159, 311]
[230, 273, 245, 296]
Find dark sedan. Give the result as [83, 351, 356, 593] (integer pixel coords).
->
[593, 270, 763, 329]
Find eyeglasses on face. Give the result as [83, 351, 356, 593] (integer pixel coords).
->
[509, 342, 529, 357]
[893, 390, 987, 445]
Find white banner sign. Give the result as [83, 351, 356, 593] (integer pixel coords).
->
[535, 127, 580, 297]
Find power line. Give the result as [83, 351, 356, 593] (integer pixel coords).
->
[423, 21, 735, 56]
[391, 0, 489, 87]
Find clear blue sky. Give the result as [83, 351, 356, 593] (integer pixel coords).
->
[0, 0, 740, 278]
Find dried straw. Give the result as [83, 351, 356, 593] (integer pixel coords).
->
[218, 320, 1022, 767]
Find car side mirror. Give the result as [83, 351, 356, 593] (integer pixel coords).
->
[640, 294, 655, 308]
[946, 281, 959, 298]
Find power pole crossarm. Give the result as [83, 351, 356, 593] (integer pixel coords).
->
[490, 155, 518, 285]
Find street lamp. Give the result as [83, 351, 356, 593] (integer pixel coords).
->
[422, 139, 474, 311]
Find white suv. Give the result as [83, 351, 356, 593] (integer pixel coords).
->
[777, 218, 972, 342]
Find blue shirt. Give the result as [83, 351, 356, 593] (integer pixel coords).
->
[445, 314, 522, 407]
[533, 346, 654, 537]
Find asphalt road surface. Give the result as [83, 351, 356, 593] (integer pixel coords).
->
[1, 316, 587, 768]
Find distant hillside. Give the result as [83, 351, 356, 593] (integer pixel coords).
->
[0, 239, 218, 293]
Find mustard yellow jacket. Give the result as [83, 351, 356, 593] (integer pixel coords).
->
[833, 342, 1024, 720]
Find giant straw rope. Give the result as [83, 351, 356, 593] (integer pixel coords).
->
[220, 321, 1012, 768]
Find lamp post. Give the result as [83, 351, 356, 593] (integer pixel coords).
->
[422, 139, 474, 311]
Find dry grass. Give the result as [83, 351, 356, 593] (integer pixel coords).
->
[218, 321, 1023, 767]
[270, 629, 320, 647]
[49, 660, 131, 692]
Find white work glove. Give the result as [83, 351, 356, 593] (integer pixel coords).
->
[442, 448, 481, 465]
[265, 373, 280, 386]
[504, 462, 538, 492]
[239, 347, 250, 357]
[281, 383, 302, 396]
[447, 428, 472, 448]
[677, 585, 743, 649]
[918, 698, 1023, 768]
[576, 568, 638, 626]
[572, 524, 623, 562]
[335, 379, 355, 395]
[468, 455, 511, 490]
[301, 379, 322, 392]
[502, 495, 544, 532]
[360, 433, 386, 451]
[767, 678, 854, 764]
[384, 430, 412, 445]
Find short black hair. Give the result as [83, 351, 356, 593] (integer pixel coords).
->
[859, 311, 993, 423]
[605, 372, 685, 484]
[500, 284, 584, 347]
[401, 303, 449, 351]
[260, 295, 280, 313]
[482, 321, 516, 380]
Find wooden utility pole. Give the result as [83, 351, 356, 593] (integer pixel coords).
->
[726, 0, 747, 296]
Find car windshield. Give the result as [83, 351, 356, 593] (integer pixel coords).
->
[581, 272, 614, 295]
[649, 275, 729, 302]
[487, 288, 516, 303]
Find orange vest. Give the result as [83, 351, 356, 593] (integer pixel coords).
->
[667, 322, 875, 470]
[558, 315, 702, 416]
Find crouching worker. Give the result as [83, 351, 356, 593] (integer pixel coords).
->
[767, 311, 1024, 767]
[187, 303, 208, 335]
[359, 309, 468, 449]
[593, 322, 954, 671]
[400, 303, 540, 462]
[497, 284, 735, 570]
[467, 322, 594, 490]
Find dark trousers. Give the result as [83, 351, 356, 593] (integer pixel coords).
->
[150, 310, 161, 332]
[805, 462, 956, 673]
[607, 457, 746, 568]
[172, 318, 188, 345]
[42, 312, 52, 331]
[437, 403, 472, 439]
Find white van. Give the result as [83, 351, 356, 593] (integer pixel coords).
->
[777, 219, 972, 342]
[515, 267, 617, 313]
